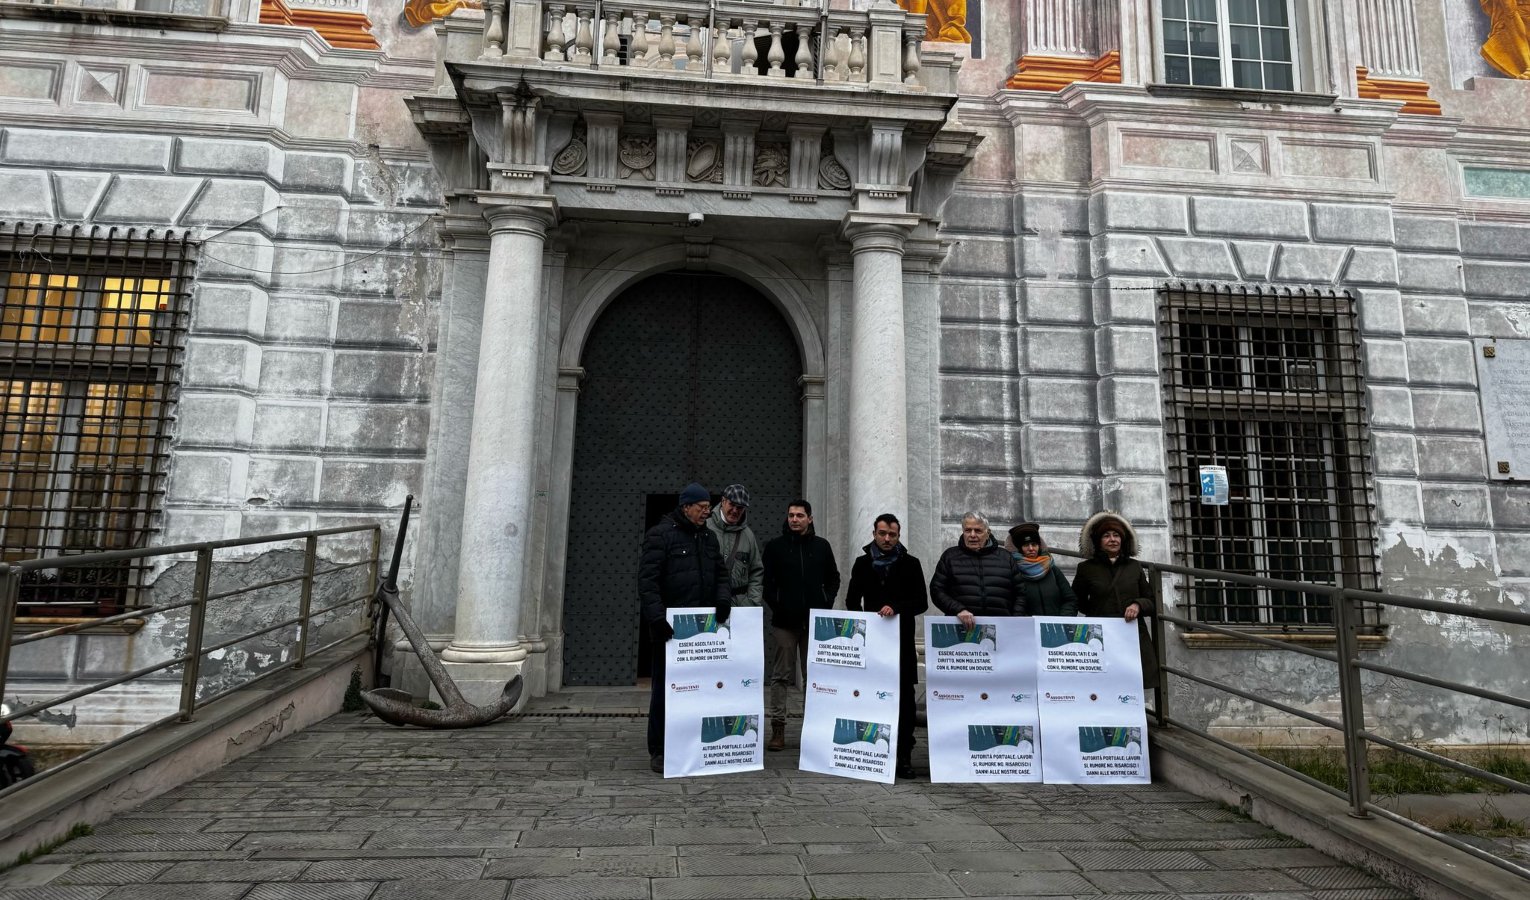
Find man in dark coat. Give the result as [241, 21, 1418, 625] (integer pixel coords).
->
[761, 498, 840, 751]
[638, 482, 732, 774]
[1071, 510, 1157, 687]
[930, 512, 1023, 626]
[845, 513, 927, 779]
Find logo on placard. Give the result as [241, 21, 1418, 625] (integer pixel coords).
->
[1044, 691, 1077, 703]
[876, 691, 893, 700]
[930, 689, 965, 702]
[670, 682, 701, 693]
[1118, 694, 1136, 705]
[716, 682, 725, 689]
[1011, 692, 1031, 703]
[810, 682, 839, 696]
[1089, 693, 1098, 702]
[740, 678, 757, 688]
[980, 692, 989, 700]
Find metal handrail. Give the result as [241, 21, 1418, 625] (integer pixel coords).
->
[1050, 544, 1530, 880]
[0, 522, 383, 800]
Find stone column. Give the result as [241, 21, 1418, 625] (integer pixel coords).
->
[1353, 0, 1440, 113]
[1008, 0, 1118, 90]
[799, 375, 827, 510]
[539, 366, 584, 693]
[842, 213, 919, 536]
[397, 210, 488, 700]
[441, 196, 557, 707]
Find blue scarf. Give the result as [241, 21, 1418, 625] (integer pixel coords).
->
[870, 542, 903, 574]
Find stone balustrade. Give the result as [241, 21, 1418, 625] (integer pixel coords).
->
[481, 0, 931, 89]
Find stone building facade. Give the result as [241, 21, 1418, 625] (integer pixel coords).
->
[1, 0, 1528, 746]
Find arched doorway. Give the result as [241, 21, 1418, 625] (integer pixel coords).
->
[562, 272, 803, 685]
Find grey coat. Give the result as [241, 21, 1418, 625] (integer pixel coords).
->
[706, 506, 765, 606]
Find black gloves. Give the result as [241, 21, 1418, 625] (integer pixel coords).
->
[650, 620, 675, 643]
[715, 605, 730, 625]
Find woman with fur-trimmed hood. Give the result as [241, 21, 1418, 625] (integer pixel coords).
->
[1072, 511, 1157, 686]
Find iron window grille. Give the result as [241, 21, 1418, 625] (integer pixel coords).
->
[1158, 283, 1381, 632]
[1, 223, 193, 619]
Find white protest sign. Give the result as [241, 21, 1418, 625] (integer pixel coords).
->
[925, 616, 1042, 783]
[799, 610, 900, 783]
[663, 607, 765, 777]
[1034, 616, 1151, 784]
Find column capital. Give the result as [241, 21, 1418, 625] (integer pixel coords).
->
[557, 366, 585, 392]
[438, 212, 491, 253]
[841, 212, 921, 252]
[478, 193, 559, 235]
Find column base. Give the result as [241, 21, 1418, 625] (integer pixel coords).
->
[1355, 66, 1442, 115]
[440, 641, 528, 664]
[438, 660, 531, 712]
[520, 641, 549, 699]
[1006, 51, 1120, 91]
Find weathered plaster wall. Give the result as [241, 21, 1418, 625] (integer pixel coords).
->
[0, 12, 436, 735]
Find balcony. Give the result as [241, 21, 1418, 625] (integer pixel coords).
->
[413, 0, 976, 228]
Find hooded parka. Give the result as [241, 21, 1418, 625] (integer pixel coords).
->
[1072, 510, 1158, 686]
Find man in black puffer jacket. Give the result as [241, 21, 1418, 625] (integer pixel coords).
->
[639, 482, 732, 774]
[761, 499, 840, 752]
[930, 512, 1023, 627]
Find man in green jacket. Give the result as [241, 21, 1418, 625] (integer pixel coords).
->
[705, 483, 765, 607]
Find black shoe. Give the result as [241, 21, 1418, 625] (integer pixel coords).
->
[650, 754, 664, 774]
[896, 763, 917, 780]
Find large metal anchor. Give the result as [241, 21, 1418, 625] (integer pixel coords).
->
[362, 496, 522, 728]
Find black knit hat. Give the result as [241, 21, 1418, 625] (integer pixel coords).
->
[1009, 522, 1042, 546]
[678, 482, 710, 506]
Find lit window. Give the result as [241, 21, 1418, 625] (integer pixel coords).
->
[0, 230, 191, 617]
[1162, 0, 1296, 91]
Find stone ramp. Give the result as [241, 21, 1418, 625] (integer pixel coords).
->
[0, 712, 1410, 899]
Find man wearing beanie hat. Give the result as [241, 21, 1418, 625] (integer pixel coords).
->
[638, 482, 733, 774]
[705, 484, 764, 608]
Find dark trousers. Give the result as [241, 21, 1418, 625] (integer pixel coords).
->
[898, 680, 916, 767]
[646, 641, 665, 757]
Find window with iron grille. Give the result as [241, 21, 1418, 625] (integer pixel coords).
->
[1, 224, 193, 618]
[1158, 283, 1379, 632]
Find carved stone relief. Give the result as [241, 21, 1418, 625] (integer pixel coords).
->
[551, 121, 589, 176]
[619, 134, 657, 180]
[753, 142, 790, 187]
[686, 138, 724, 183]
[817, 135, 851, 190]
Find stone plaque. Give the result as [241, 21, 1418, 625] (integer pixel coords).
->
[1477, 338, 1530, 481]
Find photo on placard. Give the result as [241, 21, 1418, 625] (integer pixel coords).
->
[1080, 726, 1144, 759]
[833, 718, 891, 748]
[672, 611, 730, 640]
[1039, 622, 1102, 650]
[701, 714, 759, 744]
[813, 615, 867, 644]
[968, 724, 1034, 755]
[929, 622, 997, 650]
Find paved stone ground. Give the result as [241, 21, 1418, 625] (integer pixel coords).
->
[0, 709, 1413, 900]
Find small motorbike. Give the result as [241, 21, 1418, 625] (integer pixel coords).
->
[0, 703, 36, 788]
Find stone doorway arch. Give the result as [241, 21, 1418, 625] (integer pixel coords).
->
[560, 272, 804, 685]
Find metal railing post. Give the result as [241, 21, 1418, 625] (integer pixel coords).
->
[0, 565, 20, 709]
[179, 548, 213, 722]
[1150, 565, 1169, 728]
[294, 535, 317, 669]
[367, 526, 382, 639]
[1332, 587, 1371, 817]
